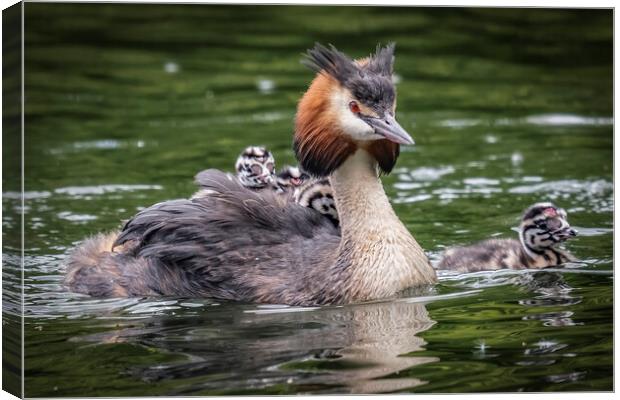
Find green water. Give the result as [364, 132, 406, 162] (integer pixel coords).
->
[2, 4, 613, 396]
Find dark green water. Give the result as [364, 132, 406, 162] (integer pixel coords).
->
[2, 4, 613, 396]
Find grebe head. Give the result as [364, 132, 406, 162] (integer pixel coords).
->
[294, 43, 412, 177]
[235, 146, 276, 188]
[277, 166, 310, 188]
[519, 202, 577, 253]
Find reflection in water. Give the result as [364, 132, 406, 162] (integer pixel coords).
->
[73, 301, 437, 394]
[546, 371, 587, 384]
[443, 270, 586, 327]
[518, 272, 583, 327]
[319, 302, 437, 393]
[437, 269, 598, 336]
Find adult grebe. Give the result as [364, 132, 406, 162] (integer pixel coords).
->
[64, 43, 437, 305]
[437, 202, 577, 273]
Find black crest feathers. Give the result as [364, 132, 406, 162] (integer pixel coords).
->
[366, 43, 396, 76]
[301, 43, 358, 86]
[302, 42, 396, 84]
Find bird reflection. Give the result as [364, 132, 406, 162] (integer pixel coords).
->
[517, 271, 583, 327]
[75, 300, 437, 394]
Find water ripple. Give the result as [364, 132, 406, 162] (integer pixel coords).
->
[54, 184, 163, 197]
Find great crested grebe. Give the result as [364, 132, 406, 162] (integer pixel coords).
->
[192, 145, 278, 199]
[437, 202, 578, 273]
[64, 43, 437, 305]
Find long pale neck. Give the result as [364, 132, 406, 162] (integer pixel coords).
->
[330, 150, 436, 301]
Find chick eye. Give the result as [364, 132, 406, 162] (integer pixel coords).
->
[349, 101, 360, 114]
[266, 162, 274, 172]
[250, 165, 262, 175]
[546, 219, 562, 230]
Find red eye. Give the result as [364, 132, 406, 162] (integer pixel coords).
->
[349, 101, 360, 114]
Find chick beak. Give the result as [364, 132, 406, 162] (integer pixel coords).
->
[367, 114, 415, 145]
[556, 227, 578, 241]
[261, 174, 275, 185]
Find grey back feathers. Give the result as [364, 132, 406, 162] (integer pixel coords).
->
[64, 168, 347, 304]
[101, 169, 344, 304]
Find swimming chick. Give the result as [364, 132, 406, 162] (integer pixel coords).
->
[437, 202, 578, 273]
[64, 43, 436, 305]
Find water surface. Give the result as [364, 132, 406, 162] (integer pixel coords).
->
[2, 4, 613, 396]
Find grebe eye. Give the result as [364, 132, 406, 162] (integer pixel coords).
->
[266, 162, 274, 172]
[250, 165, 262, 175]
[349, 101, 360, 114]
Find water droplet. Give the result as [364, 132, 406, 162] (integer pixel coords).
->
[164, 61, 180, 74]
[257, 78, 275, 94]
[484, 134, 498, 144]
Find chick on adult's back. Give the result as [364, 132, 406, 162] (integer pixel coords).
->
[191, 145, 278, 199]
[64, 43, 436, 305]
